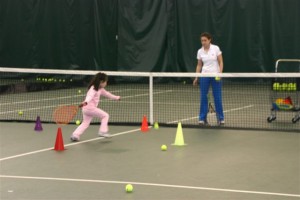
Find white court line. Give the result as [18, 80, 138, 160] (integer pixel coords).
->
[0, 89, 130, 106]
[0, 90, 173, 115]
[0, 128, 142, 162]
[120, 90, 173, 99]
[0, 175, 299, 198]
[0, 88, 169, 107]
[0, 94, 84, 106]
[167, 105, 254, 124]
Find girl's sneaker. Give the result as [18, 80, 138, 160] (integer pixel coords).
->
[70, 136, 79, 142]
[98, 132, 112, 138]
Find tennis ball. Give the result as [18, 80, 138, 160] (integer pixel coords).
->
[273, 82, 279, 90]
[76, 120, 81, 125]
[282, 83, 287, 91]
[161, 145, 167, 151]
[291, 83, 297, 91]
[215, 77, 221, 81]
[18, 111, 23, 115]
[125, 184, 133, 193]
[287, 83, 292, 91]
[183, 81, 186, 84]
[277, 84, 282, 91]
[78, 90, 82, 94]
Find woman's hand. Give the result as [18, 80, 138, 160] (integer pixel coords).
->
[193, 78, 198, 86]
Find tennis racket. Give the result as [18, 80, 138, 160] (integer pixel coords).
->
[208, 92, 216, 113]
[53, 104, 82, 126]
[207, 89, 217, 126]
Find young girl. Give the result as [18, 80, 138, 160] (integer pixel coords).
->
[71, 72, 120, 141]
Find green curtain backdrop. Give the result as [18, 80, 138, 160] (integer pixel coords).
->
[0, 0, 299, 72]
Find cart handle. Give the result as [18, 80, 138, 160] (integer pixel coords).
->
[275, 59, 300, 72]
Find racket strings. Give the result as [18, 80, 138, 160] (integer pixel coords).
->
[53, 105, 78, 125]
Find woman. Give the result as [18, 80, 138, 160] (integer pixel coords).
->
[193, 32, 224, 125]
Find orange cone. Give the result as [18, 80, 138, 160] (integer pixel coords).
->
[141, 115, 149, 132]
[54, 127, 65, 151]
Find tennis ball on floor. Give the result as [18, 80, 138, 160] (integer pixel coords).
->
[18, 111, 23, 115]
[215, 77, 221, 81]
[125, 184, 133, 193]
[76, 120, 81, 125]
[161, 145, 167, 151]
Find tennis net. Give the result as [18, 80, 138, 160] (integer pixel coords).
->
[0, 67, 299, 132]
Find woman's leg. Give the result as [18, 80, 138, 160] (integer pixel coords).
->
[199, 77, 211, 122]
[212, 79, 224, 122]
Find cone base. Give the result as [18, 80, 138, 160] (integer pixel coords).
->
[34, 127, 43, 131]
[141, 126, 149, 132]
[171, 143, 187, 146]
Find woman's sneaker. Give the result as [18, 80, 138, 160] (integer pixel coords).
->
[198, 120, 208, 125]
[219, 120, 225, 125]
[98, 132, 112, 138]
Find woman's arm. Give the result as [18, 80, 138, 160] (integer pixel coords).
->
[193, 59, 203, 85]
[217, 54, 223, 73]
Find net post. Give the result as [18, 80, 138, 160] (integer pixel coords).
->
[149, 73, 154, 125]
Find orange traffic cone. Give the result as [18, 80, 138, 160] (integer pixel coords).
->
[54, 127, 65, 151]
[141, 115, 149, 132]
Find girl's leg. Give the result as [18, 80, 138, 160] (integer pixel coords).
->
[84, 108, 109, 133]
[199, 77, 211, 121]
[72, 111, 93, 139]
[212, 79, 224, 122]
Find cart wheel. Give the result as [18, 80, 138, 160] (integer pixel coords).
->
[267, 116, 276, 123]
[292, 117, 300, 123]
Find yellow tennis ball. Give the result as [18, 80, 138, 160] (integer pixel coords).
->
[76, 120, 81, 125]
[183, 81, 186, 84]
[215, 77, 221, 81]
[78, 90, 82, 94]
[282, 83, 287, 91]
[125, 184, 133, 193]
[161, 145, 167, 151]
[18, 111, 23, 115]
[273, 83, 279, 90]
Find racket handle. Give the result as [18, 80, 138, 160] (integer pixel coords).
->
[79, 102, 87, 108]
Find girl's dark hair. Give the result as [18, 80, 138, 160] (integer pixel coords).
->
[200, 32, 212, 41]
[88, 72, 108, 91]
